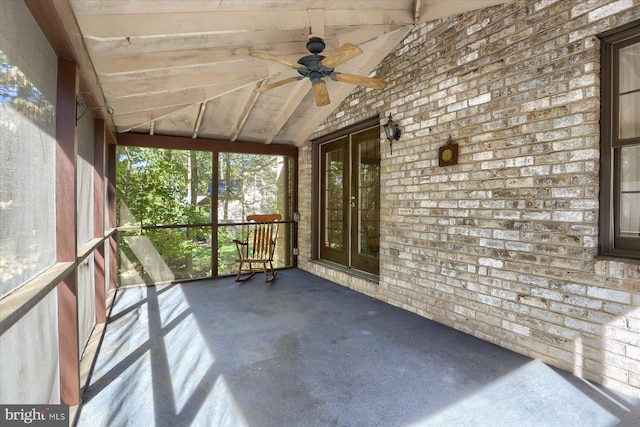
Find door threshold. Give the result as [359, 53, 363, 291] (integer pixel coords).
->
[312, 260, 379, 283]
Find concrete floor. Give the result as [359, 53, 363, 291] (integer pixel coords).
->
[76, 269, 640, 427]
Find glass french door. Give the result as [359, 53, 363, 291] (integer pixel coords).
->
[319, 126, 380, 275]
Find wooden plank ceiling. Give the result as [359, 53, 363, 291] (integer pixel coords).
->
[67, 0, 507, 146]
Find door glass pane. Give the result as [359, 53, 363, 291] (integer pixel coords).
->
[324, 149, 344, 249]
[358, 139, 380, 256]
[619, 42, 640, 139]
[620, 145, 640, 238]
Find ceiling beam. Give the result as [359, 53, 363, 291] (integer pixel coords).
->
[307, 9, 325, 38]
[192, 102, 207, 139]
[91, 43, 306, 74]
[418, 0, 510, 22]
[78, 10, 311, 38]
[83, 28, 313, 57]
[76, 10, 414, 38]
[98, 59, 271, 84]
[115, 105, 194, 131]
[102, 68, 266, 99]
[328, 25, 406, 49]
[264, 80, 310, 145]
[115, 80, 257, 132]
[229, 81, 264, 142]
[117, 133, 298, 157]
[108, 89, 211, 116]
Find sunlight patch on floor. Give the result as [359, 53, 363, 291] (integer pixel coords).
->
[189, 375, 249, 427]
[410, 360, 620, 427]
[163, 287, 215, 413]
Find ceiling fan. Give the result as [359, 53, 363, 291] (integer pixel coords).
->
[250, 37, 387, 106]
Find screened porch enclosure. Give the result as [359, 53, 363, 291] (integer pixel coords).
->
[116, 144, 296, 286]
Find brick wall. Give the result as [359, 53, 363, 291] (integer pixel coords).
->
[298, 0, 640, 398]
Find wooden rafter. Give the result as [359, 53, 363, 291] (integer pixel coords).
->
[230, 81, 265, 142]
[264, 80, 309, 145]
[92, 44, 304, 74]
[116, 79, 257, 132]
[307, 9, 325, 38]
[418, 0, 509, 22]
[192, 102, 207, 139]
[76, 10, 413, 39]
[103, 69, 264, 99]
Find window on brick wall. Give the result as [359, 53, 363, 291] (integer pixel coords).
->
[599, 20, 640, 259]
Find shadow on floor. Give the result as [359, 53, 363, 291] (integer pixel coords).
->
[76, 269, 640, 427]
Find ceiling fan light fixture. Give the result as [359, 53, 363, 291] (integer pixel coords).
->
[250, 37, 387, 106]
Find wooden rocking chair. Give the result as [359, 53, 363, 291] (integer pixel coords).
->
[233, 214, 281, 282]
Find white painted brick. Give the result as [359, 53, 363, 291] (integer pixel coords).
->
[502, 320, 530, 336]
[479, 258, 504, 268]
[469, 93, 491, 106]
[587, 287, 632, 304]
[551, 211, 583, 222]
[564, 317, 602, 335]
[570, 74, 596, 89]
[493, 230, 520, 240]
[570, 149, 599, 161]
[458, 50, 479, 66]
[588, 0, 634, 22]
[521, 98, 550, 112]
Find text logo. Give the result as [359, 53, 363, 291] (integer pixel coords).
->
[1, 405, 68, 426]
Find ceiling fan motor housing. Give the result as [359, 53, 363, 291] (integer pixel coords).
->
[297, 55, 334, 77]
[298, 37, 335, 78]
[306, 37, 326, 54]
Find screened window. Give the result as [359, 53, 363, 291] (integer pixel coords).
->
[116, 147, 294, 285]
[600, 21, 640, 259]
[0, 41, 57, 297]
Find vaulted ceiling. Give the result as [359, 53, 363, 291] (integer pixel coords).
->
[33, 0, 509, 146]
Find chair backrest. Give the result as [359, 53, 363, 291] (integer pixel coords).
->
[246, 214, 281, 260]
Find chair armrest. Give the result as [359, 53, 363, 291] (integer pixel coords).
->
[233, 239, 248, 246]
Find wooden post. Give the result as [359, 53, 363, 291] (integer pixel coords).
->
[56, 58, 80, 406]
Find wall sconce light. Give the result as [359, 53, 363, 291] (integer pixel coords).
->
[383, 113, 401, 154]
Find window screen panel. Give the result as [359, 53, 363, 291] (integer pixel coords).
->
[0, 2, 58, 297]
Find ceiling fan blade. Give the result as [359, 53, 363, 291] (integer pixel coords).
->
[254, 77, 301, 93]
[333, 72, 387, 90]
[312, 81, 330, 106]
[321, 43, 363, 68]
[250, 52, 305, 70]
